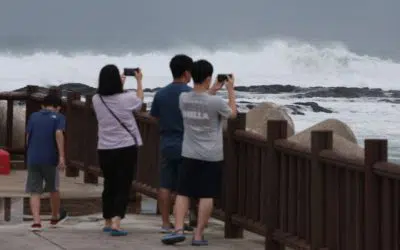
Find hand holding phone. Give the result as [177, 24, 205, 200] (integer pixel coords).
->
[123, 68, 140, 76]
[217, 74, 233, 84]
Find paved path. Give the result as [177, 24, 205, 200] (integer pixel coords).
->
[0, 170, 267, 249]
[0, 214, 265, 250]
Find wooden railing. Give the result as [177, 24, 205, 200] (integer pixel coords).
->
[1, 85, 399, 250]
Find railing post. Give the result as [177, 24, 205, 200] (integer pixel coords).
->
[5, 100, 14, 150]
[265, 120, 288, 250]
[364, 139, 387, 250]
[310, 130, 332, 250]
[65, 91, 80, 177]
[130, 102, 146, 213]
[24, 85, 39, 169]
[83, 95, 98, 184]
[3, 198, 11, 222]
[25, 85, 39, 123]
[141, 103, 147, 112]
[224, 112, 246, 238]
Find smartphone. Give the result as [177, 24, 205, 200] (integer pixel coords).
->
[124, 68, 140, 76]
[217, 74, 232, 83]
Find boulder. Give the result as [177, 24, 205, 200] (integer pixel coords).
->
[223, 102, 295, 139]
[0, 101, 26, 149]
[287, 119, 362, 160]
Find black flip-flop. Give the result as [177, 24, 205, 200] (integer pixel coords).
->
[161, 229, 186, 245]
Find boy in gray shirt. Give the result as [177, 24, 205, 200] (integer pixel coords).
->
[161, 59, 237, 246]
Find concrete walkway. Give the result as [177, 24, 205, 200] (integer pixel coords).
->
[0, 214, 265, 250]
[0, 170, 266, 249]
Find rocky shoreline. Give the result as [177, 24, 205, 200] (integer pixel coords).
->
[144, 84, 400, 98]
[11, 83, 400, 116]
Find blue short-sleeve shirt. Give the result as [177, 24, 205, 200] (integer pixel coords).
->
[150, 82, 192, 160]
[26, 109, 66, 166]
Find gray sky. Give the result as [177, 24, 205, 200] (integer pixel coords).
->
[0, 0, 399, 60]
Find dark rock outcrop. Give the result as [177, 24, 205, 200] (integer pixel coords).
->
[58, 83, 96, 96]
[284, 105, 306, 115]
[13, 83, 400, 100]
[143, 87, 161, 93]
[246, 104, 256, 110]
[10, 83, 396, 115]
[378, 99, 400, 104]
[389, 90, 400, 98]
[234, 84, 302, 93]
[293, 102, 334, 113]
[14, 83, 96, 97]
[292, 87, 385, 98]
[237, 101, 332, 115]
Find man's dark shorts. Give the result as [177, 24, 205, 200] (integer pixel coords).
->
[25, 165, 59, 194]
[160, 157, 182, 192]
[177, 157, 222, 199]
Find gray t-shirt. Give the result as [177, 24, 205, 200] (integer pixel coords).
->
[179, 91, 232, 162]
[92, 91, 143, 150]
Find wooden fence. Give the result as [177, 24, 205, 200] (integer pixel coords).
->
[1, 85, 399, 250]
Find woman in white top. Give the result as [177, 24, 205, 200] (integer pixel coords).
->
[92, 64, 144, 236]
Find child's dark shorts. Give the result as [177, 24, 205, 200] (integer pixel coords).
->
[25, 165, 59, 194]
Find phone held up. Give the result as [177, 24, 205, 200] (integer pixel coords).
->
[124, 68, 140, 76]
[217, 74, 232, 84]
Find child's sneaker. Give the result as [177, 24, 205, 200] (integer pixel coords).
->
[30, 223, 42, 232]
[50, 209, 68, 227]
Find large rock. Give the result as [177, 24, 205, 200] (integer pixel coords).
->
[287, 119, 362, 159]
[0, 102, 26, 149]
[244, 102, 295, 139]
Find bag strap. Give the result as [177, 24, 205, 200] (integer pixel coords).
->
[99, 95, 138, 145]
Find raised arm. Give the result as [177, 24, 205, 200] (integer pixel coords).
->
[122, 68, 144, 111]
[134, 69, 144, 101]
[224, 74, 237, 118]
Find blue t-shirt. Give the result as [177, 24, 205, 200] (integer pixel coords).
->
[26, 109, 66, 166]
[150, 82, 192, 159]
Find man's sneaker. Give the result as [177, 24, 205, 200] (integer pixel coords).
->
[50, 209, 68, 227]
[30, 223, 42, 232]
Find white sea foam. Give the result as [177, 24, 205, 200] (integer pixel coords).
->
[0, 39, 399, 91]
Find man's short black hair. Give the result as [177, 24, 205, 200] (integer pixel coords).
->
[97, 64, 124, 96]
[191, 59, 214, 84]
[42, 94, 62, 108]
[169, 54, 193, 79]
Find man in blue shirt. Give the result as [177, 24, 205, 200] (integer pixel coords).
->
[25, 94, 68, 231]
[150, 54, 196, 233]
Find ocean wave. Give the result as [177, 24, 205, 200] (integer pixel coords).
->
[0, 39, 399, 92]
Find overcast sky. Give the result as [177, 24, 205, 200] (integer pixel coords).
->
[0, 0, 399, 60]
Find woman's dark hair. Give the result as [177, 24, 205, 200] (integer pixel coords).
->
[97, 64, 123, 96]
